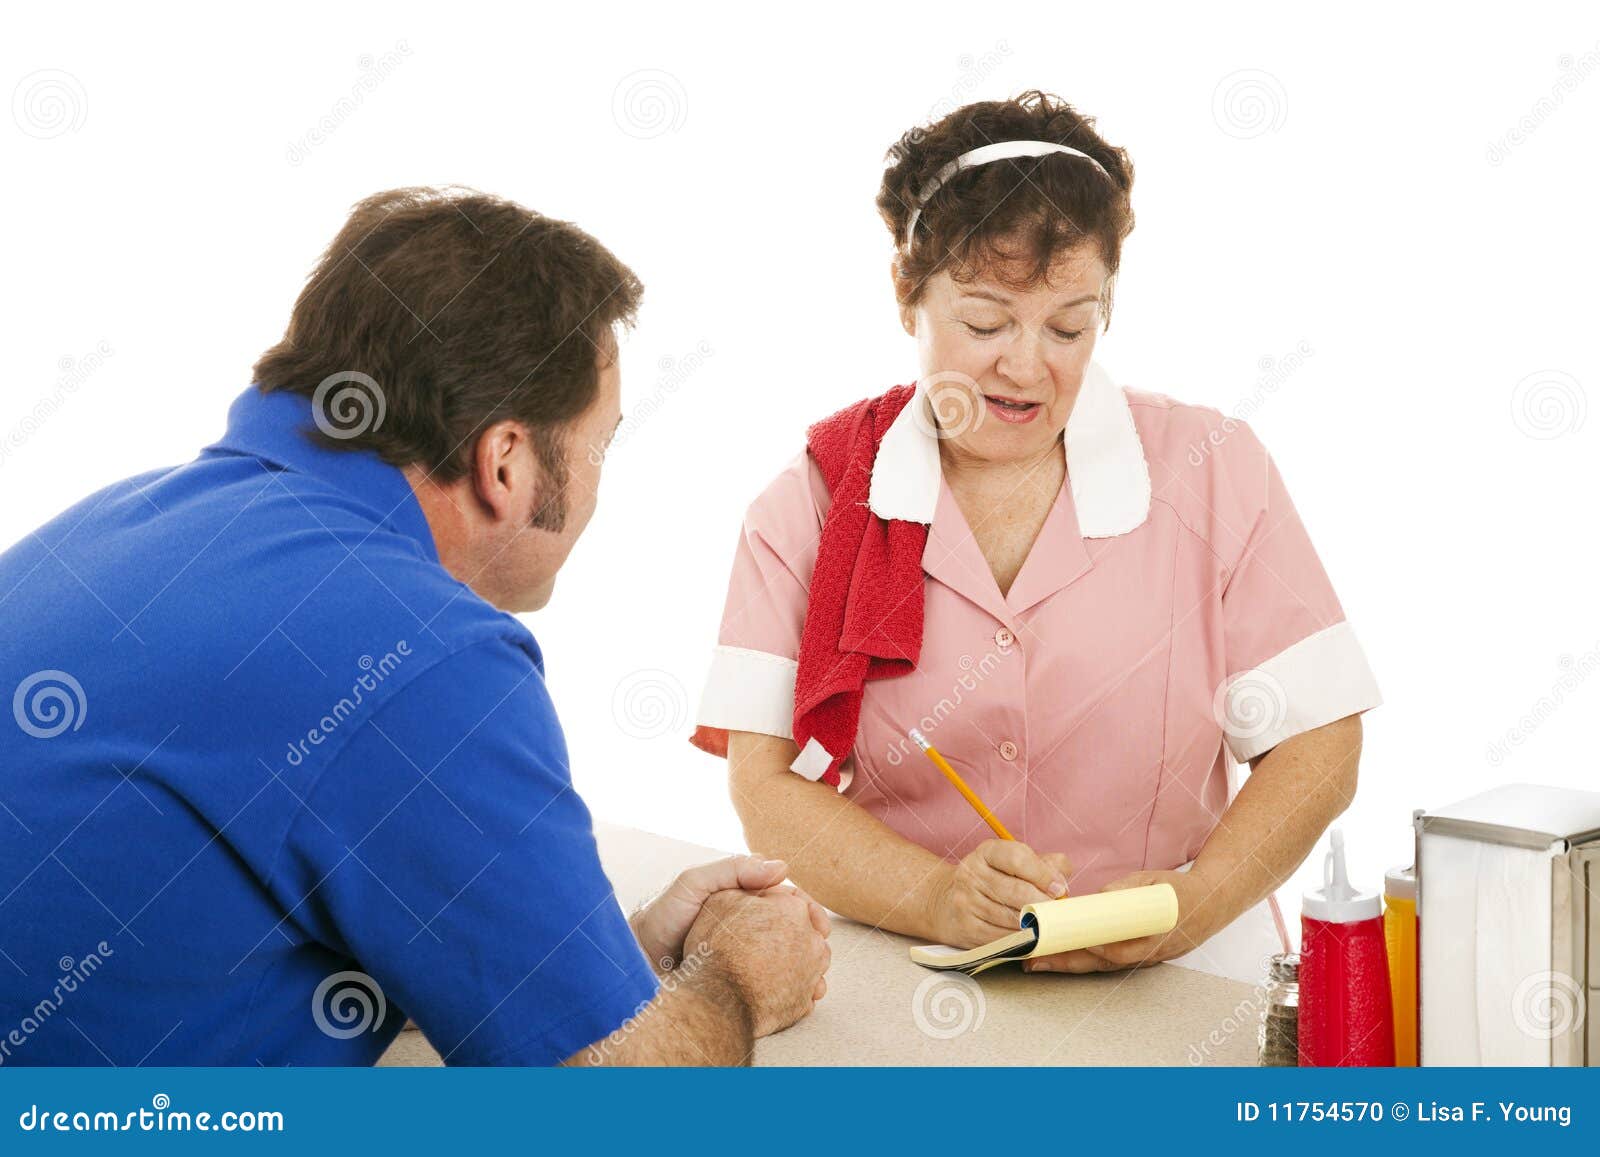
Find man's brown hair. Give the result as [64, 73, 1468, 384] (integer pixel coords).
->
[877, 91, 1135, 326]
[254, 186, 642, 494]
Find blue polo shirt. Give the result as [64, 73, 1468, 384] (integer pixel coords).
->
[0, 385, 658, 1066]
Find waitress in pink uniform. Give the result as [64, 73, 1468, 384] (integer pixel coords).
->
[692, 91, 1382, 981]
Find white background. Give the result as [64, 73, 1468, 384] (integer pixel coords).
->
[6, 2, 1599, 948]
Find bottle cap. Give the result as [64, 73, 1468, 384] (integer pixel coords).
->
[1302, 828, 1382, 922]
[1384, 863, 1415, 902]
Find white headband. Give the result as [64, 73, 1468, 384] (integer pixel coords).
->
[901, 140, 1111, 251]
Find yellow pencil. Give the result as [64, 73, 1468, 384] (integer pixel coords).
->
[908, 728, 1014, 841]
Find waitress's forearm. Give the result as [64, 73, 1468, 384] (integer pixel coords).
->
[1190, 714, 1363, 928]
[727, 731, 953, 940]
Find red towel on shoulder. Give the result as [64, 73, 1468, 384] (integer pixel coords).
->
[691, 385, 929, 786]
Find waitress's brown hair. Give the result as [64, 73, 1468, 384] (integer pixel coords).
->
[877, 91, 1136, 327]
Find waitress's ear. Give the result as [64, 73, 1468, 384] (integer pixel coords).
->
[891, 259, 917, 337]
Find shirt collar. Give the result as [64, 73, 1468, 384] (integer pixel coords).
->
[205, 385, 439, 562]
[868, 360, 1152, 537]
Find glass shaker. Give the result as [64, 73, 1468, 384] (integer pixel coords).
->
[1258, 952, 1300, 1066]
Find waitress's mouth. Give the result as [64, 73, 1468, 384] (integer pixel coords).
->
[983, 394, 1042, 424]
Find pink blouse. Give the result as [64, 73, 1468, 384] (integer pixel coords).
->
[696, 362, 1381, 895]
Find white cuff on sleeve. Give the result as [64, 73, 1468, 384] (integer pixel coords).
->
[1218, 621, 1382, 763]
[696, 646, 797, 741]
[696, 647, 854, 792]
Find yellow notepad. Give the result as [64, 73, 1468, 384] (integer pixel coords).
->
[909, 883, 1179, 975]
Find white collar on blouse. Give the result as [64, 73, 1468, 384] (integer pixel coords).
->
[867, 360, 1152, 537]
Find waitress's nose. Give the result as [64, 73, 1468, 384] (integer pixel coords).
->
[995, 332, 1049, 390]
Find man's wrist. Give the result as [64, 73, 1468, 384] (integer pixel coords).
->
[629, 906, 672, 976]
[680, 958, 754, 1044]
[568, 954, 754, 1066]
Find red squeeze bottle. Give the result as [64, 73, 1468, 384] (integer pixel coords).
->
[1298, 828, 1395, 1066]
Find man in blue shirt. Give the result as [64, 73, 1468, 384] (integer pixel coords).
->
[0, 187, 829, 1066]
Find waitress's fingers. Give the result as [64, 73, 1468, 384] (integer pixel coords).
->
[1026, 950, 1130, 974]
[970, 855, 1064, 911]
[960, 890, 1027, 935]
[943, 883, 1023, 945]
[970, 917, 1025, 946]
[977, 840, 1068, 901]
[973, 870, 1054, 915]
[1039, 851, 1075, 884]
[1086, 936, 1158, 966]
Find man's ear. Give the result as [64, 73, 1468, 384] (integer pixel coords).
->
[469, 419, 531, 523]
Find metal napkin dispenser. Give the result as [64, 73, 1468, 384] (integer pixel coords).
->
[1415, 783, 1599, 1066]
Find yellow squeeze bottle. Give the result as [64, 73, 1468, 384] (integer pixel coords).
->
[1383, 864, 1417, 1067]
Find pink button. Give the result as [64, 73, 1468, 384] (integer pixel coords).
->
[995, 627, 1015, 649]
[998, 740, 1019, 761]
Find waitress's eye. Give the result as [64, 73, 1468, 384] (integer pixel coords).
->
[962, 322, 1003, 337]
[1050, 328, 1085, 342]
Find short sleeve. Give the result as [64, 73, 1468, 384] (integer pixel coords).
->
[694, 453, 826, 742]
[1213, 425, 1382, 762]
[276, 637, 659, 1066]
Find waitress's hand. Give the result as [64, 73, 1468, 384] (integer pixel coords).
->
[930, 840, 1072, 948]
[1022, 867, 1227, 973]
